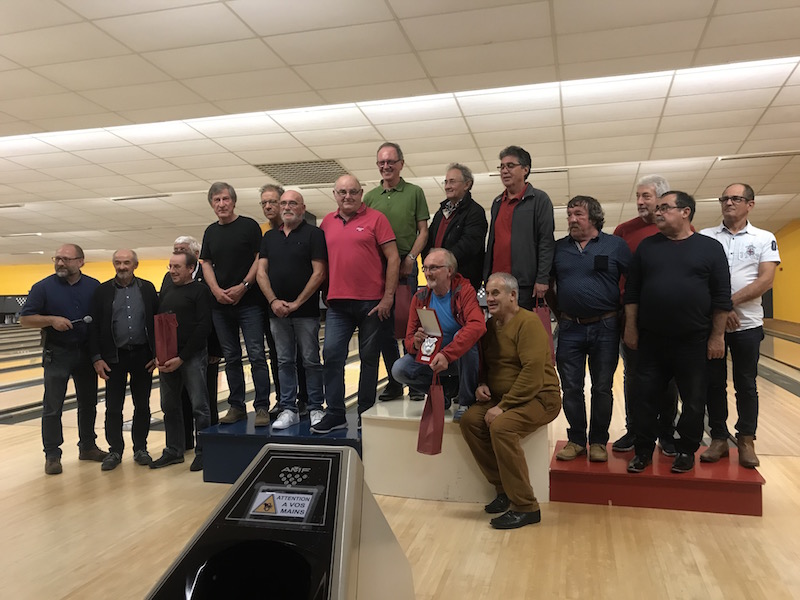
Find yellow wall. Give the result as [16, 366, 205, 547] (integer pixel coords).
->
[0, 258, 170, 296]
[773, 220, 800, 323]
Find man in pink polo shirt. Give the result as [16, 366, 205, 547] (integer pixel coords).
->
[313, 174, 400, 433]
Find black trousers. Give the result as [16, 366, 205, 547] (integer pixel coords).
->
[182, 361, 218, 450]
[104, 345, 153, 455]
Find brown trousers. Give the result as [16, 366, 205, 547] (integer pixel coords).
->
[460, 393, 561, 512]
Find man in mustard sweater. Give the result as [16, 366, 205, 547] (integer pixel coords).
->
[460, 272, 562, 529]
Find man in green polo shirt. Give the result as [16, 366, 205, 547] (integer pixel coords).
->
[364, 142, 430, 401]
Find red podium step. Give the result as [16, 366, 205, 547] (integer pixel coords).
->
[549, 440, 765, 516]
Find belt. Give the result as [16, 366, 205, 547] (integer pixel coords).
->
[561, 310, 619, 325]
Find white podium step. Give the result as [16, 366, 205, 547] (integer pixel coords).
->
[361, 398, 551, 503]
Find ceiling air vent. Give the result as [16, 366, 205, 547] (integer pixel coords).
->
[253, 160, 348, 186]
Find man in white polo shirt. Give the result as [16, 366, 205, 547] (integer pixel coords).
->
[700, 183, 780, 468]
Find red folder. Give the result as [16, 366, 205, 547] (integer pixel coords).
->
[154, 313, 178, 364]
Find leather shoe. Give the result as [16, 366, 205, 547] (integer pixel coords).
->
[612, 431, 635, 452]
[379, 383, 404, 401]
[658, 437, 677, 457]
[219, 406, 247, 424]
[189, 455, 203, 472]
[700, 439, 730, 463]
[484, 493, 510, 514]
[490, 510, 541, 530]
[589, 443, 608, 462]
[556, 441, 586, 461]
[149, 452, 185, 469]
[627, 454, 651, 473]
[737, 434, 760, 468]
[671, 452, 695, 473]
[79, 447, 109, 462]
[45, 457, 62, 475]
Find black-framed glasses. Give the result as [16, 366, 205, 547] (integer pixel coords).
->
[719, 195, 749, 204]
[496, 162, 521, 171]
[334, 189, 362, 197]
[279, 200, 300, 208]
[654, 204, 682, 213]
[377, 159, 400, 167]
[52, 256, 81, 262]
[421, 264, 446, 273]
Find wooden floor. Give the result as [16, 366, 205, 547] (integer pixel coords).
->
[2, 363, 800, 599]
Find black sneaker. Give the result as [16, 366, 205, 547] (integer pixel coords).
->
[101, 452, 122, 471]
[310, 413, 348, 434]
[297, 398, 308, 416]
[133, 450, 152, 466]
[612, 431, 636, 452]
[149, 452, 185, 469]
[189, 455, 203, 472]
[627, 454, 652, 473]
[408, 391, 425, 402]
[671, 452, 695, 473]
[659, 437, 678, 457]
[378, 383, 403, 401]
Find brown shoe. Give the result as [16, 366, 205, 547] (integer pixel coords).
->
[556, 441, 587, 461]
[45, 457, 62, 475]
[254, 408, 270, 427]
[589, 443, 608, 462]
[737, 434, 760, 468]
[700, 439, 730, 463]
[219, 406, 247, 424]
[79, 447, 109, 462]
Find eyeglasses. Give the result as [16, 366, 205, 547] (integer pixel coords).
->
[496, 162, 521, 172]
[260, 200, 279, 207]
[421, 264, 447, 273]
[52, 256, 81, 263]
[279, 200, 300, 208]
[334, 189, 362, 197]
[654, 204, 683, 213]
[376, 159, 400, 167]
[442, 178, 465, 186]
[719, 195, 749, 204]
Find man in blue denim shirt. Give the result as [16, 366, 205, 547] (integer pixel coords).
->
[549, 196, 631, 463]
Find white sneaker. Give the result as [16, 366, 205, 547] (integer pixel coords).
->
[272, 410, 299, 430]
[309, 410, 324, 427]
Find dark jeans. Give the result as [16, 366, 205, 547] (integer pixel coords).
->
[270, 317, 324, 413]
[212, 304, 270, 411]
[620, 342, 678, 438]
[556, 316, 620, 446]
[323, 300, 383, 416]
[379, 264, 418, 388]
[517, 286, 535, 311]
[707, 326, 763, 439]
[633, 333, 708, 456]
[41, 344, 98, 458]
[391, 344, 479, 406]
[182, 361, 219, 450]
[104, 345, 153, 456]
[160, 350, 211, 457]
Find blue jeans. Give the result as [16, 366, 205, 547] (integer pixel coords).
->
[556, 316, 620, 446]
[323, 300, 383, 416]
[212, 304, 270, 411]
[706, 326, 763, 438]
[270, 317, 324, 413]
[160, 350, 211, 457]
[391, 344, 479, 406]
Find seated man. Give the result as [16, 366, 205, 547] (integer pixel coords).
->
[391, 248, 485, 421]
[460, 273, 561, 530]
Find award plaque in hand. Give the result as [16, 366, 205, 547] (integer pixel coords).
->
[415, 307, 443, 365]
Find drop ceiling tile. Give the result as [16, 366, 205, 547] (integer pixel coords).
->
[82, 82, 205, 112]
[105, 159, 181, 175]
[215, 133, 303, 152]
[376, 118, 469, 140]
[182, 68, 311, 101]
[233, 148, 320, 164]
[38, 165, 117, 179]
[70, 175, 141, 189]
[90, 184, 159, 197]
[227, 0, 393, 36]
[695, 40, 800, 67]
[566, 118, 659, 140]
[456, 84, 560, 116]
[567, 134, 654, 154]
[671, 61, 796, 96]
[558, 20, 705, 64]
[33, 55, 171, 91]
[562, 74, 672, 107]
[0, 69, 67, 101]
[141, 139, 226, 158]
[659, 109, 763, 133]
[759, 105, 800, 125]
[747, 122, 800, 141]
[664, 89, 779, 115]
[36, 130, 131, 151]
[109, 121, 207, 145]
[318, 80, 437, 105]
[649, 143, 740, 160]
[30, 113, 133, 132]
[0, 23, 129, 67]
[553, 0, 712, 34]
[7, 152, 89, 169]
[0, 137, 60, 157]
[94, 4, 254, 53]
[388, 0, 532, 19]
[144, 39, 285, 79]
[309, 141, 381, 159]
[420, 38, 554, 78]
[654, 127, 751, 148]
[466, 109, 561, 133]
[214, 92, 327, 114]
[563, 99, 665, 124]
[436, 66, 559, 94]
[567, 149, 650, 164]
[118, 103, 224, 125]
[738, 138, 800, 154]
[0, 0, 84, 34]
[61, 0, 206, 19]
[473, 127, 563, 146]
[0, 170, 55, 183]
[394, 134, 475, 154]
[149, 180, 211, 193]
[267, 22, 410, 66]
[187, 165, 264, 181]
[13, 180, 84, 194]
[403, 4, 550, 52]
[160, 153, 248, 171]
[270, 106, 370, 132]
[772, 85, 800, 106]
[296, 55, 426, 90]
[558, 52, 694, 81]
[292, 126, 383, 147]
[358, 96, 461, 125]
[0, 93, 108, 121]
[187, 114, 284, 137]
[703, 8, 800, 47]
[73, 146, 157, 164]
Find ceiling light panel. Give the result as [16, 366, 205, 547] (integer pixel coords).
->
[358, 96, 461, 125]
[561, 74, 673, 106]
[269, 106, 367, 131]
[456, 83, 560, 115]
[671, 62, 796, 96]
[664, 88, 780, 115]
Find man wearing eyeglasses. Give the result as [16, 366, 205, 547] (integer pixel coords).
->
[313, 175, 400, 434]
[364, 142, 430, 403]
[699, 184, 780, 468]
[484, 145, 555, 311]
[257, 190, 327, 431]
[20, 244, 107, 475]
[391, 248, 485, 422]
[624, 192, 731, 474]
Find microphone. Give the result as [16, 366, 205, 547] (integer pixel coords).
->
[70, 316, 93, 324]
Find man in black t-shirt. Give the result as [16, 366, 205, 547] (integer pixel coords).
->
[257, 190, 327, 430]
[200, 182, 271, 426]
[624, 191, 731, 475]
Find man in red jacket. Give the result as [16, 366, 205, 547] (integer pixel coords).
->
[391, 248, 486, 422]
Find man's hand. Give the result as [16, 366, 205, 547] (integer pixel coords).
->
[475, 384, 492, 402]
[622, 325, 638, 350]
[369, 297, 393, 321]
[93, 359, 111, 381]
[726, 310, 740, 332]
[224, 283, 247, 305]
[399, 255, 415, 278]
[145, 359, 156, 373]
[209, 355, 221, 365]
[533, 282, 549, 299]
[413, 327, 426, 350]
[429, 353, 449, 374]
[707, 335, 725, 360]
[50, 316, 73, 332]
[271, 299, 291, 318]
[212, 287, 234, 305]
[158, 357, 184, 373]
[484, 405, 503, 426]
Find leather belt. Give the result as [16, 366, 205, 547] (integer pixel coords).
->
[561, 310, 619, 325]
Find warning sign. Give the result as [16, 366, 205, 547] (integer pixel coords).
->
[252, 495, 276, 514]
[247, 486, 316, 521]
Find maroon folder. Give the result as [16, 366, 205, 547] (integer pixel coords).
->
[154, 313, 178, 364]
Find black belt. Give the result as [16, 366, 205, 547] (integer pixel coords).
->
[561, 311, 619, 325]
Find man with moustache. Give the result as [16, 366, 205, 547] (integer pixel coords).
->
[611, 175, 679, 455]
[364, 142, 430, 402]
[313, 174, 400, 433]
[152, 250, 213, 471]
[89, 249, 159, 471]
[201, 182, 271, 426]
[20, 244, 106, 475]
[257, 190, 327, 430]
[424, 163, 488, 292]
[484, 145, 555, 310]
[624, 191, 731, 475]
[700, 183, 780, 468]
